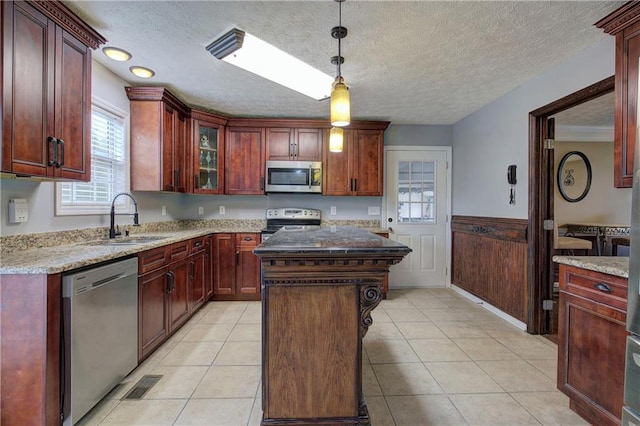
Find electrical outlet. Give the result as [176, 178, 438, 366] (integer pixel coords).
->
[198, 206, 204, 215]
[368, 206, 381, 215]
[161, 206, 166, 216]
[330, 206, 336, 215]
[219, 206, 225, 215]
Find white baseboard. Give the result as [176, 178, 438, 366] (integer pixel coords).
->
[450, 284, 527, 331]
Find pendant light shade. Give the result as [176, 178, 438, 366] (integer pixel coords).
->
[329, 127, 344, 152]
[331, 77, 350, 127]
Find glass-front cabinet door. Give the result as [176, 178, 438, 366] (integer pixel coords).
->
[191, 111, 226, 194]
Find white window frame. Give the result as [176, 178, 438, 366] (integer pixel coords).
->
[55, 97, 130, 216]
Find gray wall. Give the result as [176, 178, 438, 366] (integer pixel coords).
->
[451, 37, 615, 219]
[385, 125, 452, 146]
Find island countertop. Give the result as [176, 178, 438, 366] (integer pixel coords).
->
[254, 225, 411, 255]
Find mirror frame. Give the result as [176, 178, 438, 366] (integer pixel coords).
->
[557, 150, 592, 203]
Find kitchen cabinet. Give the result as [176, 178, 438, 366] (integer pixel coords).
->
[225, 127, 265, 195]
[189, 236, 207, 311]
[126, 87, 189, 192]
[266, 127, 322, 161]
[137, 238, 206, 360]
[212, 233, 261, 301]
[1, 0, 105, 180]
[1, 273, 62, 425]
[557, 263, 628, 426]
[191, 110, 227, 194]
[323, 129, 385, 196]
[597, 4, 640, 188]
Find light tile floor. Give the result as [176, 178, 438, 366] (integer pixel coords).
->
[79, 288, 588, 426]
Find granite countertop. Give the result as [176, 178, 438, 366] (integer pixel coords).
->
[1, 221, 387, 275]
[553, 255, 629, 278]
[254, 225, 411, 255]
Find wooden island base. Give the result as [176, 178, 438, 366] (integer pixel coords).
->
[254, 226, 411, 425]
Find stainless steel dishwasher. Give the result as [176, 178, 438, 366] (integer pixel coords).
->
[62, 257, 138, 425]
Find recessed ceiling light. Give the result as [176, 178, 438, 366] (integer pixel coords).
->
[102, 47, 132, 62]
[206, 28, 333, 101]
[129, 66, 155, 79]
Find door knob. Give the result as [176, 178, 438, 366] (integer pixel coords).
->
[388, 217, 393, 222]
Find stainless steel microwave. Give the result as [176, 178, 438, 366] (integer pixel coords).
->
[265, 160, 322, 193]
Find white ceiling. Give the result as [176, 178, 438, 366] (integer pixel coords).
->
[65, 1, 624, 125]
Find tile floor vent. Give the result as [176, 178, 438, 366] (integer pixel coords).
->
[123, 375, 163, 400]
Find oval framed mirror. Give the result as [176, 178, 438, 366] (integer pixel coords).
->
[557, 151, 592, 202]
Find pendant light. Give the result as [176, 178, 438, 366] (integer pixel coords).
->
[329, 127, 344, 152]
[330, 0, 350, 128]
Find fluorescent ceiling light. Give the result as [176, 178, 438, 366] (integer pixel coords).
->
[207, 29, 333, 101]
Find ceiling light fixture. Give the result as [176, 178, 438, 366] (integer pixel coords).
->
[330, 0, 350, 129]
[129, 66, 155, 79]
[206, 28, 334, 101]
[102, 47, 132, 62]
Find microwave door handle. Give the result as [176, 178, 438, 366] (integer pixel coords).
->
[309, 165, 312, 190]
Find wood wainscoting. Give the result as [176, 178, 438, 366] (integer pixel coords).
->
[451, 216, 528, 323]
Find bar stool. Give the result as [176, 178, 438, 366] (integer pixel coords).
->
[554, 223, 593, 255]
[611, 237, 630, 256]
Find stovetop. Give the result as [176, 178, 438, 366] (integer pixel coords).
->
[262, 208, 321, 233]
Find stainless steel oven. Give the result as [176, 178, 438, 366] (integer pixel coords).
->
[265, 161, 322, 193]
[261, 208, 321, 240]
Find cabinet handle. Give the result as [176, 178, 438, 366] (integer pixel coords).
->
[594, 282, 613, 293]
[243, 236, 252, 241]
[48, 137, 58, 166]
[236, 251, 240, 265]
[190, 260, 195, 279]
[195, 175, 200, 189]
[260, 177, 265, 191]
[166, 271, 175, 294]
[57, 138, 65, 167]
[353, 178, 357, 192]
[194, 241, 202, 247]
[174, 170, 180, 186]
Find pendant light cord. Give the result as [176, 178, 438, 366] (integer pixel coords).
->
[338, 0, 342, 78]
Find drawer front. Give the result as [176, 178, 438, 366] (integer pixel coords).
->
[169, 240, 190, 261]
[190, 236, 207, 254]
[236, 233, 258, 246]
[138, 246, 169, 274]
[560, 265, 628, 311]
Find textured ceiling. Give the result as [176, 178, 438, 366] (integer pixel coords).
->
[552, 91, 614, 127]
[64, 1, 624, 125]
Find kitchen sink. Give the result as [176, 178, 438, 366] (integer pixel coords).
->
[84, 236, 169, 246]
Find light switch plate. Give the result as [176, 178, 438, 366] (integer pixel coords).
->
[368, 206, 381, 215]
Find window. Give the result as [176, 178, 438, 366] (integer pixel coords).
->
[56, 99, 129, 215]
[396, 160, 436, 223]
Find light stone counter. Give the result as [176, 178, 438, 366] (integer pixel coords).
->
[553, 255, 629, 278]
[0, 219, 384, 275]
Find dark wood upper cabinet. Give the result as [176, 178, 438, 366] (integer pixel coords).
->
[126, 87, 190, 192]
[597, 3, 640, 188]
[265, 127, 322, 161]
[225, 127, 265, 195]
[323, 128, 386, 196]
[190, 110, 227, 194]
[1, 0, 105, 180]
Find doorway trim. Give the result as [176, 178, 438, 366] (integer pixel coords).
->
[527, 75, 614, 334]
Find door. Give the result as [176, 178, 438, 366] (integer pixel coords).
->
[385, 147, 451, 287]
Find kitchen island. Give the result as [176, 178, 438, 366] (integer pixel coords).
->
[254, 226, 411, 425]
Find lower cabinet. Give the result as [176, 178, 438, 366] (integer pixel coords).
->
[557, 264, 628, 426]
[212, 233, 261, 301]
[138, 237, 209, 361]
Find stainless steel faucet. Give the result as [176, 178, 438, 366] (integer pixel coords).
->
[109, 192, 140, 238]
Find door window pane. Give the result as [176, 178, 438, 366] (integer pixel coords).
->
[397, 161, 436, 223]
